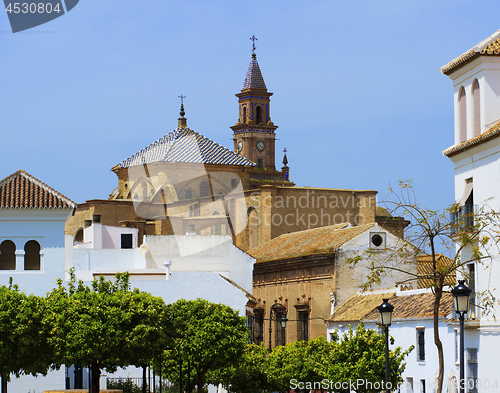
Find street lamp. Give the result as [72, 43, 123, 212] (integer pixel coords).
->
[452, 280, 472, 393]
[268, 303, 287, 352]
[378, 298, 394, 393]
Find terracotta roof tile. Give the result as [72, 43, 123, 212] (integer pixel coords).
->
[417, 254, 456, 289]
[0, 170, 75, 209]
[442, 119, 500, 157]
[440, 30, 500, 75]
[248, 223, 375, 263]
[329, 290, 453, 322]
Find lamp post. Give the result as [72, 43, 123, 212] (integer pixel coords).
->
[452, 280, 472, 393]
[268, 303, 288, 352]
[378, 298, 394, 393]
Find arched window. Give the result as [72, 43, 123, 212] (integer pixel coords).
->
[242, 107, 247, 124]
[472, 79, 480, 137]
[0, 240, 16, 270]
[24, 240, 40, 270]
[75, 228, 84, 242]
[141, 182, 148, 200]
[184, 189, 192, 200]
[200, 181, 210, 197]
[212, 211, 221, 235]
[458, 86, 467, 143]
[256, 106, 263, 124]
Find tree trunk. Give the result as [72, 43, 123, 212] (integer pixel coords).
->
[91, 360, 101, 393]
[197, 372, 204, 393]
[433, 285, 444, 393]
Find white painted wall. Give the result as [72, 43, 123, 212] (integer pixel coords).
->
[76, 223, 138, 249]
[445, 51, 500, 392]
[450, 58, 500, 143]
[327, 290, 456, 393]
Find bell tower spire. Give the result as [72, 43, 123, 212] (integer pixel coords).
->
[231, 36, 278, 170]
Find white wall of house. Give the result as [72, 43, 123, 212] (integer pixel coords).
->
[0, 209, 70, 294]
[444, 40, 500, 392]
[450, 58, 500, 142]
[334, 224, 418, 306]
[327, 290, 457, 393]
[0, 208, 72, 392]
[75, 223, 139, 249]
[0, 212, 254, 390]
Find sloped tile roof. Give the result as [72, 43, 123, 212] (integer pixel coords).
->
[248, 223, 375, 263]
[0, 170, 75, 209]
[440, 30, 500, 75]
[329, 290, 453, 322]
[242, 54, 267, 90]
[442, 119, 500, 157]
[417, 254, 456, 289]
[114, 127, 255, 169]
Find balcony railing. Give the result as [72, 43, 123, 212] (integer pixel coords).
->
[450, 204, 476, 235]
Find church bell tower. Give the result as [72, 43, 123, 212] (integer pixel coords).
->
[231, 36, 278, 170]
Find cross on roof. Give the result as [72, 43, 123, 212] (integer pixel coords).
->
[250, 35, 258, 54]
[178, 94, 186, 117]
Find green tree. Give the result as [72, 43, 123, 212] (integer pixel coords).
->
[266, 337, 331, 393]
[45, 271, 166, 393]
[213, 343, 272, 393]
[162, 299, 248, 393]
[350, 180, 500, 393]
[0, 281, 52, 380]
[324, 324, 412, 393]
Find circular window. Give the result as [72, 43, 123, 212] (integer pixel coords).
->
[371, 234, 383, 247]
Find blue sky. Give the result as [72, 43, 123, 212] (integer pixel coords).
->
[1, 1, 499, 212]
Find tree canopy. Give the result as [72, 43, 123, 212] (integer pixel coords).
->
[45, 271, 166, 393]
[161, 299, 249, 393]
[217, 325, 411, 393]
[0, 281, 52, 379]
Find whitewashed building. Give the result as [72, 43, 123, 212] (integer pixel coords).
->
[441, 29, 500, 390]
[326, 288, 458, 393]
[0, 170, 255, 391]
[0, 170, 76, 392]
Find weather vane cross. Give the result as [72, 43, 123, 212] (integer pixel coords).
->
[178, 94, 186, 117]
[250, 35, 258, 54]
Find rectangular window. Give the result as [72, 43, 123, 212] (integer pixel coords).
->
[255, 314, 264, 345]
[468, 264, 476, 318]
[417, 329, 425, 361]
[455, 329, 459, 363]
[246, 314, 254, 344]
[257, 158, 263, 168]
[120, 233, 133, 249]
[467, 348, 478, 393]
[297, 311, 309, 341]
[420, 379, 426, 393]
[275, 311, 286, 347]
[406, 377, 414, 393]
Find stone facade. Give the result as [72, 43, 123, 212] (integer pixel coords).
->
[249, 223, 417, 348]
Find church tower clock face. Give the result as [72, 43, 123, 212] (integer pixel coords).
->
[256, 141, 265, 151]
